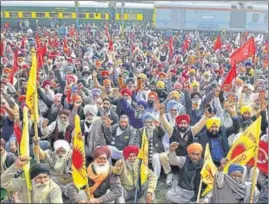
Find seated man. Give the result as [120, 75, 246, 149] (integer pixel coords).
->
[67, 146, 122, 203]
[33, 139, 73, 195]
[206, 163, 260, 203]
[113, 145, 157, 203]
[166, 142, 204, 203]
[1, 156, 63, 203]
[104, 114, 137, 161]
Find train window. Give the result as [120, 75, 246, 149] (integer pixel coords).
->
[128, 13, 137, 20]
[23, 12, 32, 18]
[264, 13, 268, 23]
[252, 13, 259, 23]
[78, 13, 86, 18]
[9, 12, 18, 18]
[89, 13, 94, 18]
[36, 12, 46, 18]
[63, 13, 72, 18]
[50, 13, 59, 18]
[100, 14, 106, 19]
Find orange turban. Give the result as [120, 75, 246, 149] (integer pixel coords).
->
[103, 79, 111, 86]
[148, 91, 158, 100]
[187, 143, 203, 154]
[72, 94, 82, 102]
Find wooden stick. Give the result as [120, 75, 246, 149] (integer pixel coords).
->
[196, 177, 203, 203]
[249, 144, 259, 203]
[33, 93, 40, 164]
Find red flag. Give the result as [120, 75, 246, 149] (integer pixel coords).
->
[221, 63, 236, 92]
[169, 36, 174, 58]
[213, 35, 222, 51]
[230, 37, 256, 66]
[0, 37, 5, 57]
[63, 37, 70, 55]
[21, 36, 25, 48]
[248, 141, 268, 174]
[14, 121, 22, 145]
[104, 25, 113, 51]
[9, 50, 19, 85]
[265, 40, 268, 51]
[182, 37, 190, 51]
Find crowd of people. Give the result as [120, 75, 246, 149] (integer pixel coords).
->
[0, 20, 268, 203]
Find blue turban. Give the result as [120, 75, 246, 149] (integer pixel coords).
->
[228, 164, 244, 174]
[245, 62, 252, 67]
[91, 88, 102, 96]
[137, 101, 147, 109]
[142, 112, 156, 122]
[167, 100, 179, 112]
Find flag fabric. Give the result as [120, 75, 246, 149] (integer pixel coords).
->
[182, 37, 190, 51]
[20, 107, 32, 190]
[169, 36, 174, 58]
[137, 128, 149, 185]
[200, 143, 218, 196]
[221, 63, 237, 91]
[224, 116, 261, 173]
[230, 37, 256, 66]
[26, 50, 39, 121]
[63, 37, 70, 55]
[213, 35, 222, 51]
[248, 141, 268, 174]
[72, 114, 87, 189]
[0, 37, 5, 57]
[14, 121, 22, 145]
[9, 49, 18, 85]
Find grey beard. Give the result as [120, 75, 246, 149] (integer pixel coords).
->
[93, 161, 110, 175]
[51, 104, 61, 113]
[32, 181, 50, 203]
[57, 120, 69, 133]
[54, 156, 66, 173]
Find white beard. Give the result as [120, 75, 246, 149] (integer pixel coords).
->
[57, 120, 69, 133]
[53, 156, 67, 173]
[32, 181, 50, 203]
[93, 161, 110, 175]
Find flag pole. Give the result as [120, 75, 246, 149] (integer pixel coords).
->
[196, 177, 203, 203]
[249, 141, 259, 203]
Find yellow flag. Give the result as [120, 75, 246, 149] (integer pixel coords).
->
[26, 50, 39, 121]
[20, 107, 32, 190]
[137, 128, 149, 185]
[224, 116, 261, 173]
[200, 143, 218, 196]
[72, 115, 87, 189]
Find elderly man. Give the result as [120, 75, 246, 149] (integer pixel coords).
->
[41, 109, 74, 144]
[166, 142, 204, 203]
[1, 156, 63, 203]
[33, 139, 73, 194]
[113, 145, 157, 203]
[104, 114, 136, 161]
[206, 163, 260, 203]
[67, 146, 122, 203]
[0, 138, 17, 174]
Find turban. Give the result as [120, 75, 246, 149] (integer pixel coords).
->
[18, 95, 26, 103]
[41, 80, 52, 88]
[30, 163, 50, 180]
[3, 68, 11, 75]
[123, 145, 139, 160]
[191, 92, 202, 99]
[240, 105, 252, 115]
[126, 78, 134, 84]
[121, 88, 133, 97]
[84, 104, 98, 116]
[178, 76, 185, 83]
[0, 138, 6, 147]
[228, 164, 244, 174]
[173, 82, 182, 90]
[206, 117, 221, 129]
[54, 139, 70, 152]
[65, 74, 78, 83]
[156, 81, 165, 89]
[72, 94, 82, 102]
[142, 112, 156, 122]
[101, 70, 110, 77]
[188, 69, 196, 74]
[187, 143, 203, 154]
[137, 101, 147, 109]
[203, 71, 210, 77]
[138, 73, 147, 80]
[93, 146, 111, 160]
[191, 81, 200, 88]
[59, 109, 70, 117]
[91, 88, 102, 96]
[245, 62, 252, 67]
[212, 63, 219, 69]
[148, 91, 158, 100]
[169, 91, 181, 100]
[167, 100, 179, 112]
[176, 114, 190, 125]
[159, 72, 167, 78]
[103, 79, 111, 85]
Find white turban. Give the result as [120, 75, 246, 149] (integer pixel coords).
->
[54, 140, 70, 152]
[83, 104, 98, 116]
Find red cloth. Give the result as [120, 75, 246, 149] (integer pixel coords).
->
[175, 114, 190, 125]
[63, 37, 70, 55]
[18, 95, 26, 103]
[247, 141, 268, 174]
[221, 63, 237, 92]
[14, 121, 22, 145]
[230, 37, 256, 66]
[169, 36, 174, 58]
[121, 88, 133, 97]
[41, 80, 52, 88]
[123, 145, 139, 160]
[213, 35, 222, 51]
[101, 70, 110, 77]
[9, 49, 18, 85]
